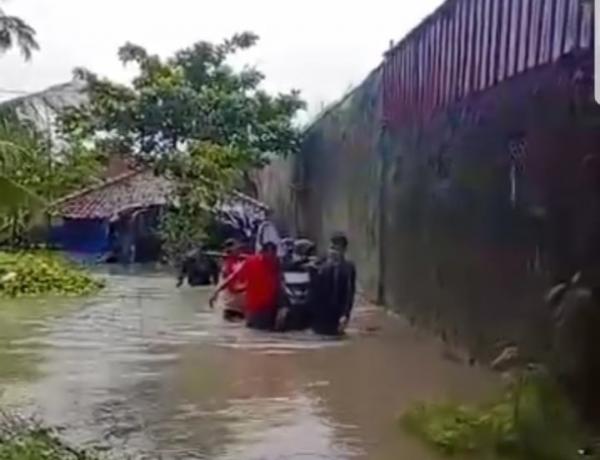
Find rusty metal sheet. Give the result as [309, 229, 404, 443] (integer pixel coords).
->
[473, 0, 484, 90]
[418, 35, 426, 112]
[517, 0, 531, 73]
[395, 48, 403, 120]
[406, 41, 415, 112]
[579, 1, 592, 49]
[397, 51, 404, 117]
[489, 0, 500, 84]
[416, 39, 422, 111]
[406, 41, 417, 112]
[444, 16, 453, 104]
[382, 0, 592, 126]
[451, 2, 462, 101]
[456, 0, 467, 98]
[479, 0, 492, 89]
[552, 0, 567, 61]
[527, 0, 542, 69]
[450, 11, 458, 100]
[425, 23, 436, 115]
[433, 17, 443, 108]
[538, 0, 553, 64]
[507, 0, 520, 78]
[498, 0, 511, 81]
[464, 0, 476, 94]
[422, 29, 430, 116]
[434, 18, 443, 108]
[385, 50, 395, 121]
[401, 41, 408, 114]
[563, 0, 579, 53]
[393, 46, 401, 103]
[441, 17, 452, 106]
[426, 31, 434, 111]
[385, 52, 395, 122]
[417, 38, 423, 109]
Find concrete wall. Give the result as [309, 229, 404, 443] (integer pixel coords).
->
[381, 55, 600, 358]
[258, 54, 600, 359]
[259, 70, 383, 301]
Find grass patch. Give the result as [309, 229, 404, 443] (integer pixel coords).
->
[0, 412, 99, 460]
[0, 251, 104, 298]
[402, 372, 591, 459]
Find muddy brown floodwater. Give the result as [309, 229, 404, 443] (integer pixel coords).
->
[0, 267, 497, 459]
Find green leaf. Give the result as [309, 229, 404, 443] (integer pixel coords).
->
[0, 176, 45, 213]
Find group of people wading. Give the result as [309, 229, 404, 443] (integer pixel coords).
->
[177, 212, 356, 336]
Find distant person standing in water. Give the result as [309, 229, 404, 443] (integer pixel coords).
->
[255, 208, 281, 255]
[312, 233, 356, 336]
[210, 242, 281, 331]
[176, 246, 218, 287]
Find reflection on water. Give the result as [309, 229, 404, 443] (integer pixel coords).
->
[0, 268, 497, 459]
[0, 295, 81, 383]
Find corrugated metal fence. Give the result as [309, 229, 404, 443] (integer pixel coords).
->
[383, 0, 593, 125]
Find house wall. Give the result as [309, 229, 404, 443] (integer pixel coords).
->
[52, 218, 110, 253]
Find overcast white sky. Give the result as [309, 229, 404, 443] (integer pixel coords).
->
[0, 0, 443, 119]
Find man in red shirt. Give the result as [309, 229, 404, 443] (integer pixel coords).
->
[210, 242, 281, 330]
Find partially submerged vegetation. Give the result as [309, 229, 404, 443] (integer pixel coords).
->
[0, 251, 104, 298]
[402, 372, 590, 460]
[0, 412, 98, 460]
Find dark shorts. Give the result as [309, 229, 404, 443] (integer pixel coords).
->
[246, 309, 276, 331]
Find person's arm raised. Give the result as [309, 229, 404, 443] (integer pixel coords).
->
[209, 262, 246, 308]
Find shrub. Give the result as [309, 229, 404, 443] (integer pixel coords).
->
[402, 373, 587, 460]
[0, 251, 104, 298]
[0, 412, 99, 460]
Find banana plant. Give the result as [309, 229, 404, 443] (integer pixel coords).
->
[0, 121, 48, 245]
[0, 174, 45, 213]
[0, 133, 47, 213]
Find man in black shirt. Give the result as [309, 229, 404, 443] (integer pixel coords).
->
[312, 233, 356, 336]
[176, 247, 219, 287]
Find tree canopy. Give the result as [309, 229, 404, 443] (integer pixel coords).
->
[60, 32, 305, 256]
[61, 32, 305, 166]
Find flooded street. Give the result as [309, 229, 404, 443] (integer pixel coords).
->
[0, 269, 497, 459]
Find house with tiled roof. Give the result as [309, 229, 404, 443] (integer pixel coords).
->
[56, 169, 172, 221]
[49, 154, 270, 261]
[49, 154, 173, 259]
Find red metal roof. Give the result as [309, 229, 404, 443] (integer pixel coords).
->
[383, 0, 593, 126]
